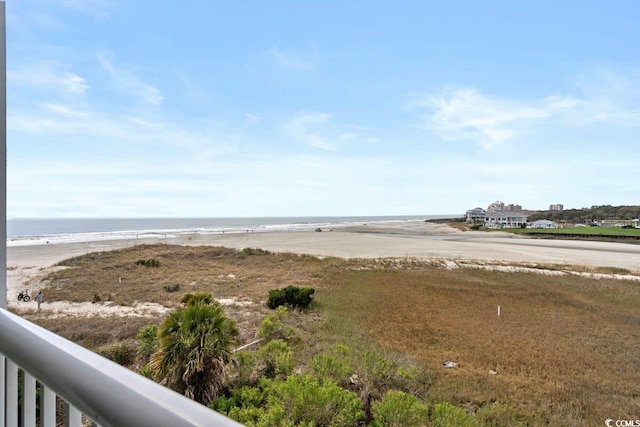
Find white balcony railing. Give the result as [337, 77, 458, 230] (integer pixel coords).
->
[0, 308, 244, 427]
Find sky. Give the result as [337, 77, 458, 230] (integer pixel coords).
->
[6, 0, 640, 218]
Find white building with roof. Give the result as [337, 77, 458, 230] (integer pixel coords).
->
[531, 219, 558, 229]
[466, 207, 487, 223]
[485, 212, 528, 228]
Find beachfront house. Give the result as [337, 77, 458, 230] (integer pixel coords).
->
[466, 207, 487, 223]
[485, 212, 528, 229]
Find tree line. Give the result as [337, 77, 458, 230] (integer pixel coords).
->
[527, 205, 640, 223]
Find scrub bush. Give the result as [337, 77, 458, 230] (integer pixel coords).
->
[213, 375, 364, 427]
[257, 306, 293, 341]
[266, 286, 315, 309]
[135, 258, 160, 267]
[257, 340, 293, 379]
[310, 344, 352, 386]
[371, 390, 429, 427]
[136, 325, 158, 362]
[430, 402, 475, 427]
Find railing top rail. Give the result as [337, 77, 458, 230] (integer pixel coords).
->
[0, 308, 244, 427]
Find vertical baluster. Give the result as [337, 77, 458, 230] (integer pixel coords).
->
[23, 371, 36, 427]
[6, 359, 18, 427]
[65, 402, 82, 427]
[0, 354, 5, 427]
[0, 354, 5, 426]
[42, 385, 56, 427]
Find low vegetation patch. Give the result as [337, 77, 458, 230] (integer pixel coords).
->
[135, 258, 160, 267]
[267, 286, 315, 309]
[27, 244, 640, 426]
[162, 283, 180, 292]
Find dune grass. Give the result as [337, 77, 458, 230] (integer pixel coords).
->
[317, 267, 640, 424]
[27, 244, 640, 426]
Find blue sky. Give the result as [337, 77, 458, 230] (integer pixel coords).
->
[7, 1, 640, 218]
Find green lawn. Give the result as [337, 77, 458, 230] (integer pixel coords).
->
[506, 226, 640, 237]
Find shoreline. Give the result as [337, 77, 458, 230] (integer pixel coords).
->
[7, 221, 640, 315]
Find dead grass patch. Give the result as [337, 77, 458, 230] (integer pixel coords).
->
[45, 244, 330, 306]
[28, 244, 640, 425]
[318, 268, 640, 424]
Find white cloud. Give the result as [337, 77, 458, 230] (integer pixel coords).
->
[266, 47, 315, 71]
[38, 103, 88, 117]
[96, 53, 164, 105]
[410, 88, 576, 149]
[410, 72, 640, 149]
[284, 113, 336, 150]
[97, 54, 116, 74]
[283, 113, 378, 151]
[9, 108, 239, 156]
[9, 62, 89, 94]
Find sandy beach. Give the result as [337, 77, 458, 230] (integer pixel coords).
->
[7, 221, 640, 315]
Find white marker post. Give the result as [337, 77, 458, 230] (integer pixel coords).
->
[498, 305, 501, 317]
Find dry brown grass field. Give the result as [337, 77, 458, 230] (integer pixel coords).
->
[26, 244, 640, 426]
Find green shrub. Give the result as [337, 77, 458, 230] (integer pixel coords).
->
[257, 306, 293, 341]
[179, 292, 214, 306]
[135, 258, 160, 267]
[257, 340, 293, 379]
[92, 292, 101, 303]
[162, 283, 180, 292]
[371, 390, 429, 427]
[431, 402, 476, 427]
[211, 384, 268, 425]
[270, 375, 364, 426]
[136, 325, 158, 363]
[227, 350, 257, 388]
[215, 375, 364, 427]
[362, 350, 395, 392]
[99, 343, 136, 366]
[138, 363, 154, 379]
[470, 224, 482, 230]
[310, 344, 352, 386]
[267, 286, 315, 309]
[241, 247, 254, 255]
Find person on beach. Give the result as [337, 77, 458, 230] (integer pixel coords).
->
[35, 291, 44, 310]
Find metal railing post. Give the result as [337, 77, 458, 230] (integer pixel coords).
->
[0, 353, 5, 426]
[65, 403, 82, 427]
[6, 360, 17, 427]
[23, 372, 37, 427]
[0, 309, 245, 427]
[42, 386, 56, 427]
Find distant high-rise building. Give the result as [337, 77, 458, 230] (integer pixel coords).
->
[487, 201, 505, 213]
[549, 204, 564, 211]
[504, 204, 522, 212]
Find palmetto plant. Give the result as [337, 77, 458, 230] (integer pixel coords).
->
[150, 293, 239, 404]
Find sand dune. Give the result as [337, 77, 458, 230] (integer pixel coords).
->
[7, 221, 640, 315]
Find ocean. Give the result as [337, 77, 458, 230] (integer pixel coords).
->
[7, 215, 455, 247]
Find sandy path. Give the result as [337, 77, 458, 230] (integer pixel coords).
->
[6, 221, 640, 316]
